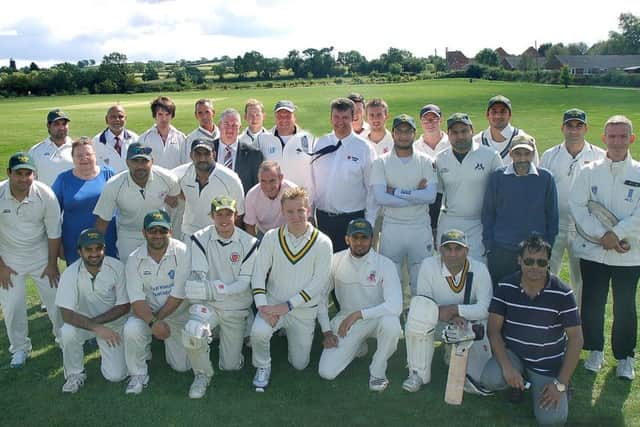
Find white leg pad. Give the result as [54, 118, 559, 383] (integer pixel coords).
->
[405, 296, 438, 384]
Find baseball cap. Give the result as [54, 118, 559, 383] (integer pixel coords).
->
[510, 134, 535, 152]
[487, 95, 512, 112]
[8, 152, 36, 172]
[563, 108, 587, 125]
[419, 104, 442, 118]
[392, 114, 417, 131]
[143, 210, 171, 230]
[127, 142, 153, 160]
[440, 229, 468, 248]
[47, 108, 70, 124]
[274, 100, 296, 112]
[211, 195, 237, 213]
[346, 218, 373, 238]
[446, 113, 473, 130]
[78, 228, 106, 248]
[191, 139, 214, 152]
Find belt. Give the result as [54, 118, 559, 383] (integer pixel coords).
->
[317, 209, 364, 217]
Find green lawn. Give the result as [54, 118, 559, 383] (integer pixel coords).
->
[0, 79, 639, 426]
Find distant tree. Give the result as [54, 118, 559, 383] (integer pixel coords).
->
[567, 42, 589, 55]
[284, 50, 305, 77]
[538, 42, 553, 57]
[29, 62, 39, 71]
[543, 43, 569, 68]
[77, 59, 90, 68]
[302, 47, 336, 78]
[427, 55, 447, 73]
[185, 66, 205, 84]
[388, 62, 403, 75]
[260, 57, 281, 79]
[619, 12, 640, 53]
[99, 52, 134, 92]
[519, 55, 535, 71]
[475, 48, 499, 67]
[9, 58, 16, 71]
[142, 62, 159, 81]
[559, 65, 572, 88]
[337, 50, 367, 74]
[466, 64, 486, 78]
[212, 63, 227, 81]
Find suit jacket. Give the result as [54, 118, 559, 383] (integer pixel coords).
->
[213, 139, 264, 195]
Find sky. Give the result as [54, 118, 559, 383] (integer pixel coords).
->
[1, 0, 638, 68]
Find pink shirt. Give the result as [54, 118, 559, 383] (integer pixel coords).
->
[244, 179, 296, 233]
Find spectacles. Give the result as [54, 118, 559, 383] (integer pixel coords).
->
[522, 258, 549, 268]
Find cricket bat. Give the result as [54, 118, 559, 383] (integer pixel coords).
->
[444, 339, 473, 405]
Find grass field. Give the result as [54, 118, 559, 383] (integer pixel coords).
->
[0, 79, 639, 426]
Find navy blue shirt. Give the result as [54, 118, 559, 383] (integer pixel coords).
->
[490, 272, 580, 377]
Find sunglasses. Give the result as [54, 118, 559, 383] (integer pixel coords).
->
[522, 258, 549, 268]
[132, 146, 152, 155]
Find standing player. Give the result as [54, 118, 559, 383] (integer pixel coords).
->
[0, 152, 63, 367]
[371, 114, 438, 295]
[403, 229, 493, 394]
[137, 96, 188, 169]
[185, 99, 220, 149]
[93, 104, 139, 173]
[348, 93, 370, 136]
[413, 104, 450, 158]
[182, 196, 258, 398]
[123, 210, 190, 394]
[239, 99, 269, 146]
[56, 228, 129, 393]
[29, 109, 73, 186]
[363, 98, 394, 157]
[318, 219, 402, 391]
[473, 95, 538, 165]
[435, 113, 503, 261]
[250, 187, 332, 390]
[93, 143, 180, 260]
[540, 109, 605, 307]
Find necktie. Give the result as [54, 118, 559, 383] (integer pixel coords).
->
[114, 136, 122, 156]
[311, 140, 342, 163]
[224, 146, 233, 169]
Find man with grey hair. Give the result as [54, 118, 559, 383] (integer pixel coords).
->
[212, 108, 264, 195]
[93, 104, 139, 173]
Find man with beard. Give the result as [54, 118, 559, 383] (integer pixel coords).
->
[93, 104, 139, 173]
[473, 96, 538, 165]
[93, 143, 180, 260]
[435, 113, 502, 262]
[29, 109, 74, 186]
[482, 135, 558, 288]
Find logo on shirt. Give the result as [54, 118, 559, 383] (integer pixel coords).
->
[230, 252, 240, 263]
[475, 163, 485, 170]
[625, 189, 634, 202]
[367, 271, 377, 283]
[269, 147, 276, 154]
[168, 269, 175, 280]
[383, 148, 389, 154]
[143, 270, 152, 276]
[1, 209, 10, 214]
[591, 186, 598, 195]
[347, 155, 359, 162]
[440, 167, 449, 174]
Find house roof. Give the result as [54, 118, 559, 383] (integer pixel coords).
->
[555, 55, 640, 70]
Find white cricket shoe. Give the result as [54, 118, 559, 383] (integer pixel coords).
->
[189, 374, 211, 399]
[584, 351, 604, 373]
[253, 367, 271, 389]
[369, 376, 389, 392]
[126, 374, 149, 395]
[10, 350, 29, 368]
[616, 357, 635, 380]
[463, 375, 494, 396]
[62, 373, 86, 393]
[402, 371, 423, 393]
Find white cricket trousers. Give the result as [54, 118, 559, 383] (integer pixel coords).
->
[379, 221, 433, 295]
[0, 268, 62, 353]
[318, 314, 402, 380]
[116, 233, 145, 263]
[124, 316, 190, 376]
[187, 307, 250, 377]
[437, 216, 486, 263]
[550, 227, 583, 307]
[251, 305, 318, 370]
[60, 322, 127, 382]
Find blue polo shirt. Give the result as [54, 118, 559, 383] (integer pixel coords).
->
[489, 272, 580, 377]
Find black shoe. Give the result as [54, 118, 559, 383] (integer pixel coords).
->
[508, 387, 525, 404]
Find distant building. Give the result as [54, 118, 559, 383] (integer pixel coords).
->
[446, 50, 469, 70]
[549, 55, 640, 75]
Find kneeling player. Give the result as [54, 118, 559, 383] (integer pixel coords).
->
[123, 210, 190, 395]
[318, 219, 402, 391]
[403, 229, 493, 395]
[56, 229, 129, 393]
[182, 196, 258, 398]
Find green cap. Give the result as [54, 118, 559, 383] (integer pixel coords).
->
[143, 210, 171, 230]
[392, 114, 417, 130]
[47, 108, 70, 124]
[440, 229, 468, 248]
[563, 108, 587, 125]
[8, 152, 36, 172]
[487, 95, 512, 112]
[211, 195, 237, 213]
[78, 228, 106, 248]
[446, 113, 473, 130]
[346, 218, 373, 238]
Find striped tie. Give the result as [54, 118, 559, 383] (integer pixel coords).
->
[224, 146, 233, 168]
[114, 136, 121, 155]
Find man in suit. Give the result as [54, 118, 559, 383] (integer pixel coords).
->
[213, 108, 264, 195]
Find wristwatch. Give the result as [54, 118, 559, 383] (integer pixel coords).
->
[148, 316, 157, 328]
[552, 378, 566, 393]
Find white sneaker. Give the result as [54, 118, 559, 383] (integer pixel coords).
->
[126, 374, 149, 395]
[356, 342, 368, 358]
[616, 357, 635, 380]
[189, 374, 211, 399]
[62, 373, 86, 393]
[369, 376, 389, 392]
[253, 367, 271, 389]
[10, 350, 29, 368]
[402, 371, 423, 393]
[463, 375, 494, 396]
[584, 351, 604, 372]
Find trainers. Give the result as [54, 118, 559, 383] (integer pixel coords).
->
[356, 342, 368, 358]
[10, 350, 28, 368]
[616, 357, 635, 380]
[126, 374, 149, 395]
[584, 350, 604, 372]
[188, 374, 211, 399]
[369, 376, 389, 392]
[253, 367, 271, 389]
[62, 373, 86, 393]
[464, 375, 494, 396]
[402, 370, 423, 393]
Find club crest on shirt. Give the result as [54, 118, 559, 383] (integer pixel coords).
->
[367, 271, 377, 283]
[230, 252, 240, 263]
[168, 269, 175, 280]
[591, 186, 598, 195]
[269, 146, 276, 154]
[440, 167, 449, 174]
[625, 189, 634, 202]
[475, 163, 485, 170]
[347, 155, 359, 162]
[383, 148, 390, 154]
